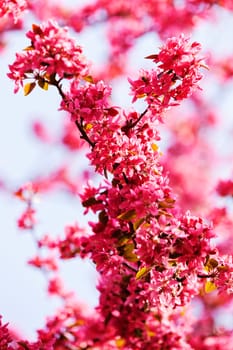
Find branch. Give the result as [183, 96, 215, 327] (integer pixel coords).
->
[197, 273, 216, 279]
[50, 78, 95, 148]
[121, 107, 149, 134]
[75, 119, 96, 148]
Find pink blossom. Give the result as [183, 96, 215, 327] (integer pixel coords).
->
[17, 207, 36, 230]
[0, 316, 12, 350]
[216, 179, 233, 197]
[28, 255, 58, 271]
[5, 10, 233, 350]
[8, 20, 88, 93]
[129, 35, 203, 113]
[0, 0, 28, 23]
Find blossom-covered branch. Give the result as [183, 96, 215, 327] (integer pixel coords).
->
[6, 19, 233, 349]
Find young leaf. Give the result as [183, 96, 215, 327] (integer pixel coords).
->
[151, 143, 159, 152]
[145, 54, 158, 60]
[38, 80, 49, 91]
[136, 266, 151, 280]
[133, 217, 145, 231]
[205, 280, 217, 293]
[83, 75, 94, 83]
[122, 243, 138, 262]
[117, 209, 136, 221]
[115, 338, 126, 348]
[32, 24, 43, 35]
[24, 82, 36, 96]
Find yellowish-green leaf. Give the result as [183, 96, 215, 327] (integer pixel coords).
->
[136, 266, 151, 280]
[117, 209, 136, 221]
[24, 82, 36, 96]
[124, 252, 138, 262]
[38, 79, 49, 91]
[123, 243, 138, 262]
[158, 209, 173, 217]
[205, 280, 217, 293]
[123, 243, 134, 254]
[118, 236, 130, 246]
[133, 217, 145, 231]
[158, 198, 175, 209]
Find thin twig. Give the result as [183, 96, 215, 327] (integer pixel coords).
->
[121, 107, 148, 134]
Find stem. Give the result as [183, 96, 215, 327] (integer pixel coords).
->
[131, 108, 149, 128]
[121, 107, 149, 134]
[49, 78, 66, 100]
[51, 78, 95, 148]
[75, 120, 95, 148]
[197, 273, 216, 279]
[56, 83, 66, 100]
[122, 262, 138, 273]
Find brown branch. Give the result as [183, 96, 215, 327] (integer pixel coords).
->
[50, 78, 95, 148]
[75, 120, 95, 148]
[197, 273, 216, 279]
[121, 107, 148, 134]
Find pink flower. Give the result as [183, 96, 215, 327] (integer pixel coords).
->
[61, 80, 112, 124]
[0, 0, 28, 23]
[28, 255, 58, 271]
[8, 20, 88, 93]
[216, 179, 233, 197]
[0, 316, 12, 350]
[17, 207, 36, 230]
[129, 35, 204, 114]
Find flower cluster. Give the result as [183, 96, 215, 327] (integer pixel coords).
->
[0, 0, 28, 23]
[15, 182, 38, 230]
[129, 35, 203, 115]
[6, 16, 233, 350]
[0, 316, 13, 350]
[8, 20, 88, 93]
